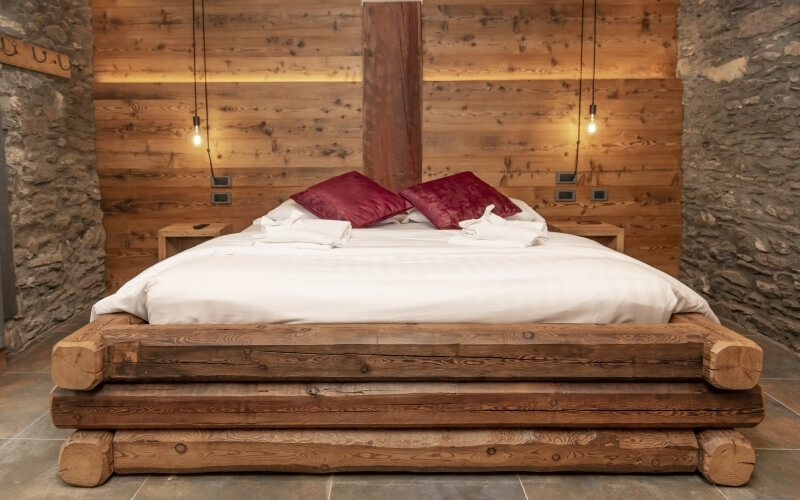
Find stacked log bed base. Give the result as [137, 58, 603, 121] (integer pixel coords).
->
[50, 313, 764, 488]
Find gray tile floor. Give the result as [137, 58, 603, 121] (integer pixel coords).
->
[1, 312, 798, 500]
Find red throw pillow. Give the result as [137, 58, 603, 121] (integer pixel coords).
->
[400, 172, 521, 229]
[291, 171, 411, 228]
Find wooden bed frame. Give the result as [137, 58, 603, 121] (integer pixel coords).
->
[49, 311, 764, 487]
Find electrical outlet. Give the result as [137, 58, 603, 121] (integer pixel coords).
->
[211, 192, 232, 205]
[211, 175, 232, 188]
[556, 172, 577, 184]
[590, 188, 608, 202]
[555, 189, 576, 202]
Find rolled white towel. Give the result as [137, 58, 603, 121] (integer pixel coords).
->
[450, 204, 548, 247]
[253, 210, 352, 247]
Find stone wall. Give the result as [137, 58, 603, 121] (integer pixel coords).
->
[0, 0, 105, 352]
[678, 1, 800, 352]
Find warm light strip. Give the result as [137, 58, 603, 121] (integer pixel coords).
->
[94, 75, 363, 84]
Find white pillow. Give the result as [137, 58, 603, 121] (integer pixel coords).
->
[265, 199, 318, 221]
[401, 198, 545, 224]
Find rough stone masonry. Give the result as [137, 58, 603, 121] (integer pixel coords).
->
[0, 0, 105, 352]
[679, 0, 800, 352]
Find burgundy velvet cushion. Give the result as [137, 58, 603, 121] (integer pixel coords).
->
[400, 172, 520, 229]
[291, 171, 411, 228]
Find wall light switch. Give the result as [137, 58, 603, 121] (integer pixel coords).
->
[555, 189, 576, 202]
[211, 175, 232, 188]
[211, 192, 232, 205]
[556, 172, 577, 184]
[590, 188, 608, 202]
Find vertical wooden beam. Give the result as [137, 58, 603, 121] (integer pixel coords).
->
[363, 1, 422, 192]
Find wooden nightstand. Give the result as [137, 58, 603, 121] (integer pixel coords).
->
[549, 221, 625, 252]
[157, 223, 232, 261]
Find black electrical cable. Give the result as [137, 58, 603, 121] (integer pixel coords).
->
[200, 0, 218, 182]
[591, 0, 598, 113]
[191, 0, 198, 121]
[573, 0, 586, 181]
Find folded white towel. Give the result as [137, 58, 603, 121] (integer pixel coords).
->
[449, 204, 548, 248]
[253, 210, 352, 247]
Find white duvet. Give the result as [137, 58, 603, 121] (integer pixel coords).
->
[93, 223, 716, 325]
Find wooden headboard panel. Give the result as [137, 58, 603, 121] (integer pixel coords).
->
[93, 0, 680, 290]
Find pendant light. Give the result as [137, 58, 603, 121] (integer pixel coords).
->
[191, 0, 202, 147]
[572, 0, 587, 181]
[572, 0, 598, 182]
[587, 0, 598, 135]
[190, 0, 219, 182]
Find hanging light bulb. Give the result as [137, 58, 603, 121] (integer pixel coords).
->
[587, 103, 597, 134]
[192, 115, 202, 146]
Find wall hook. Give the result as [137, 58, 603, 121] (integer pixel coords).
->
[0, 37, 18, 57]
[57, 53, 71, 71]
[32, 45, 47, 63]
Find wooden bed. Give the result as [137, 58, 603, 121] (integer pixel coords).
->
[49, 311, 764, 487]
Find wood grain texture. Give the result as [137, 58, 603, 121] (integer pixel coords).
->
[91, 0, 362, 83]
[423, 78, 682, 274]
[422, 1, 677, 81]
[95, 0, 682, 286]
[50, 381, 765, 430]
[696, 429, 755, 487]
[363, 2, 423, 191]
[112, 428, 700, 474]
[670, 314, 763, 390]
[92, 2, 364, 291]
[99, 321, 705, 384]
[50, 313, 143, 391]
[58, 431, 114, 487]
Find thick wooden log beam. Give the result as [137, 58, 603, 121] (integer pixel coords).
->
[670, 314, 763, 390]
[0, 347, 6, 371]
[113, 429, 699, 474]
[101, 322, 705, 383]
[51, 381, 765, 430]
[363, 1, 422, 191]
[696, 430, 755, 487]
[50, 314, 760, 392]
[58, 431, 114, 487]
[50, 313, 143, 390]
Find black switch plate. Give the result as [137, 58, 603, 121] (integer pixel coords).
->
[211, 192, 232, 205]
[590, 188, 608, 202]
[555, 189, 576, 202]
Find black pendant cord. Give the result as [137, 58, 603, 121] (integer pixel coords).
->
[573, 0, 586, 180]
[191, 0, 199, 121]
[200, 0, 218, 182]
[591, 0, 598, 108]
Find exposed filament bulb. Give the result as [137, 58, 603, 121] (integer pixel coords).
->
[192, 116, 202, 147]
[587, 103, 597, 135]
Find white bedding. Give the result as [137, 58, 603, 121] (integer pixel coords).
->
[93, 223, 716, 325]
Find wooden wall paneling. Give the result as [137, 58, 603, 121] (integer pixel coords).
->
[422, 77, 682, 274]
[91, 0, 363, 83]
[94, 0, 682, 287]
[92, 2, 364, 290]
[422, 0, 678, 81]
[419, 1, 682, 275]
[362, 2, 423, 192]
